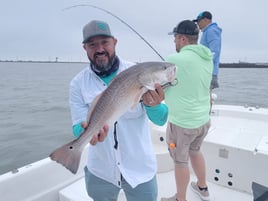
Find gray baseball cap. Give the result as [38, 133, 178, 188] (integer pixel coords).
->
[82, 20, 113, 43]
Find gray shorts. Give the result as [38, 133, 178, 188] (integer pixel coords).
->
[166, 120, 210, 167]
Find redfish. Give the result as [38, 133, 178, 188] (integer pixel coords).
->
[49, 61, 176, 174]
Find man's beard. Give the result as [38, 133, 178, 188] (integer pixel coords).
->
[90, 52, 119, 77]
[90, 52, 114, 73]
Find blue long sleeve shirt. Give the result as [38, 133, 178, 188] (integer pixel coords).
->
[200, 22, 222, 76]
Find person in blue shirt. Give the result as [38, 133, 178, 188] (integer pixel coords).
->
[69, 20, 168, 201]
[193, 11, 222, 89]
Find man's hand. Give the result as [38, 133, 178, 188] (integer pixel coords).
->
[211, 75, 219, 89]
[81, 122, 109, 145]
[142, 83, 165, 106]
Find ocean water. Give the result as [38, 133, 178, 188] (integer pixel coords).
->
[0, 61, 268, 175]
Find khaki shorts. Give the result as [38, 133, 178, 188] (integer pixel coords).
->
[166, 120, 210, 167]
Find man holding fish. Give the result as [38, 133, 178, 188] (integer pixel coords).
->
[66, 20, 174, 201]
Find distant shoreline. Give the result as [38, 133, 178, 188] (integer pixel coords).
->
[1, 60, 268, 68]
[220, 63, 268, 68]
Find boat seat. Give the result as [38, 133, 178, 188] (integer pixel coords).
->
[59, 178, 127, 201]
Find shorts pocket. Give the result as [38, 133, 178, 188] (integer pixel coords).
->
[168, 144, 176, 160]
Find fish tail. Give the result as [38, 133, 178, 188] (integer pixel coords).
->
[49, 140, 82, 174]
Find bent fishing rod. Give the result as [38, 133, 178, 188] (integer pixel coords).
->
[62, 4, 165, 61]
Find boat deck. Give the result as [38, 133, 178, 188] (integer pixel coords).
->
[59, 170, 252, 201]
[157, 171, 252, 201]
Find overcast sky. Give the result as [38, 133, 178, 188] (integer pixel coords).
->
[1, 0, 267, 63]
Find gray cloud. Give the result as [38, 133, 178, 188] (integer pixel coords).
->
[1, 0, 267, 63]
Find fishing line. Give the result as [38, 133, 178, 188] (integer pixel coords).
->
[62, 4, 165, 61]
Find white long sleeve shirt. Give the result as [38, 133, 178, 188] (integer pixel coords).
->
[69, 58, 157, 188]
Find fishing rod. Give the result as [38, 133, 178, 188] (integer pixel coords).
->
[62, 4, 165, 61]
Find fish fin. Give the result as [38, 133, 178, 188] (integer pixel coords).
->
[49, 140, 82, 174]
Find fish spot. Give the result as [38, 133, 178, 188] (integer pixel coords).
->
[69, 146, 73, 150]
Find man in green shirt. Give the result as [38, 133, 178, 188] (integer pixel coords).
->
[161, 20, 213, 201]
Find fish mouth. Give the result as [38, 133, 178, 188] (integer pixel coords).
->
[162, 64, 177, 89]
[161, 78, 178, 89]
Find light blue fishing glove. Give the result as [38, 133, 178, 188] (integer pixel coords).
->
[72, 123, 84, 138]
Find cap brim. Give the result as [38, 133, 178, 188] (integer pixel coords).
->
[192, 19, 198, 22]
[82, 34, 113, 43]
[168, 31, 174, 35]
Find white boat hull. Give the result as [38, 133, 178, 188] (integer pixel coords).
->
[1, 104, 268, 201]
